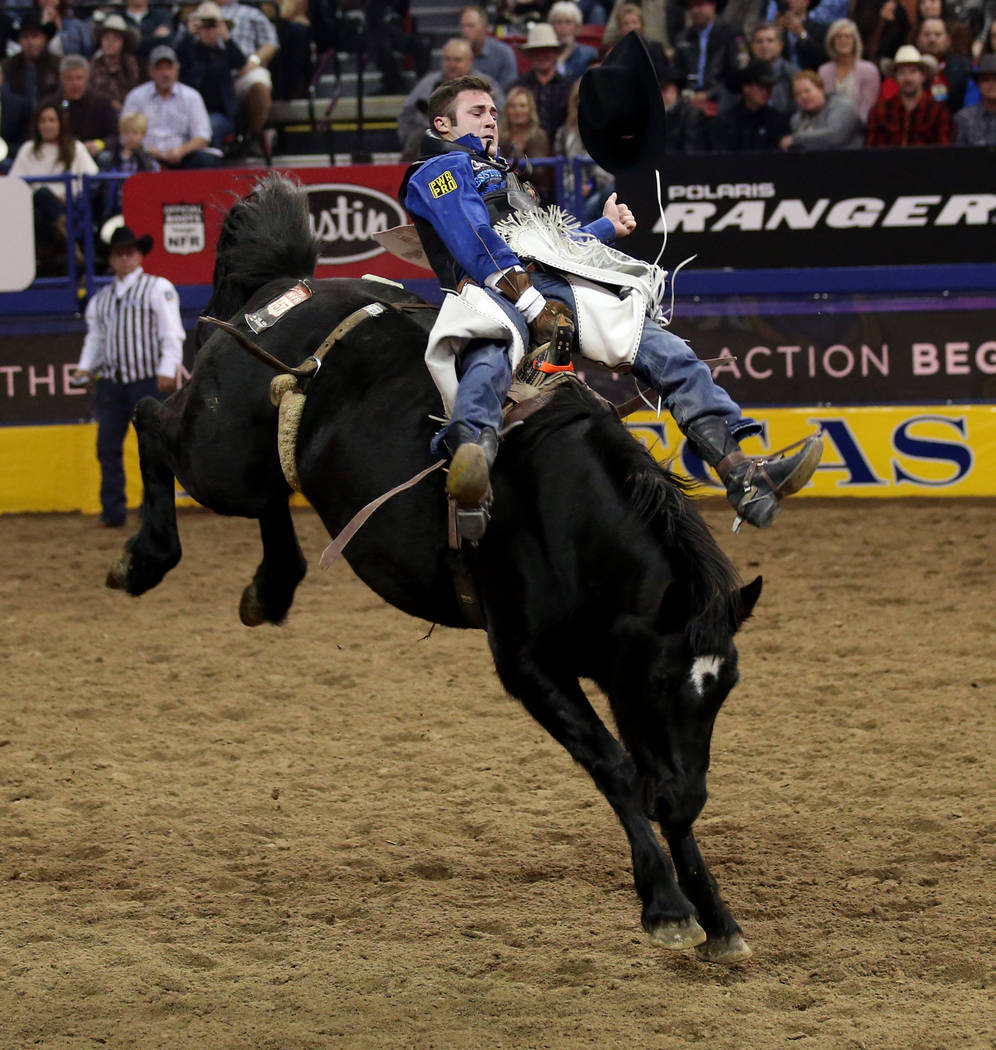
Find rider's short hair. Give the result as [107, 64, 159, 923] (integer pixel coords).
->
[428, 74, 496, 124]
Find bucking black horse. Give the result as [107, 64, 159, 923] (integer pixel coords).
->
[110, 174, 762, 964]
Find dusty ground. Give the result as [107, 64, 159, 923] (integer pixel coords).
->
[1, 498, 993, 1050]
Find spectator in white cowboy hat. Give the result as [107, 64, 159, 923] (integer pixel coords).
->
[866, 44, 952, 143]
[459, 5, 520, 91]
[953, 51, 996, 142]
[88, 14, 142, 113]
[549, 1, 599, 78]
[511, 22, 573, 139]
[818, 17, 881, 122]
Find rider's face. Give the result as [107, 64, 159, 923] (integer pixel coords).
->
[435, 89, 499, 156]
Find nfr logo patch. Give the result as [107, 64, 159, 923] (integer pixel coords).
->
[428, 171, 458, 198]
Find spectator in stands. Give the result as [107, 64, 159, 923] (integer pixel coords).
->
[4, 12, 61, 110]
[954, 51, 996, 140]
[550, 1, 599, 78]
[512, 22, 573, 140]
[88, 14, 142, 113]
[50, 54, 119, 156]
[118, 0, 176, 66]
[578, 0, 609, 24]
[495, 0, 554, 31]
[553, 78, 615, 218]
[364, 1, 430, 96]
[499, 84, 554, 201]
[780, 67, 864, 147]
[853, 0, 910, 66]
[750, 22, 799, 113]
[398, 38, 500, 159]
[213, 1, 279, 155]
[603, 1, 683, 56]
[460, 5, 519, 91]
[175, 2, 246, 149]
[818, 18, 881, 122]
[866, 44, 953, 142]
[772, 0, 828, 70]
[711, 59, 790, 148]
[267, 0, 312, 100]
[122, 45, 221, 167]
[0, 65, 32, 163]
[656, 60, 709, 151]
[913, 0, 975, 57]
[672, 0, 744, 115]
[917, 16, 975, 108]
[98, 110, 160, 173]
[36, 0, 93, 58]
[9, 101, 98, 274]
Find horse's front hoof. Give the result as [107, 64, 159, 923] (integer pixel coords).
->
[696, 933, 753, 965]
[647, 916, 707, 951]
[239, 583, 266, 627]
[106, 555, 130, 590]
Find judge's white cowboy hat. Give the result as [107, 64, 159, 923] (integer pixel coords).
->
[519, 22, 560, 49]
[884, 45, 938, 78]
[578, 31, 669, 176]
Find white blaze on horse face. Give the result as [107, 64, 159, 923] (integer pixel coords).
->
[689, 655, 724, 697]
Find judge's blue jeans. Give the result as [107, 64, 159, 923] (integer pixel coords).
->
[433, 273, 759, 455]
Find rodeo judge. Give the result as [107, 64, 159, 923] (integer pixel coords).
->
[71, 225, 186, 527]
[400, 32, 823, 541]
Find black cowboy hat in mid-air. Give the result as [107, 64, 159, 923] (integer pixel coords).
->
[578, 31, 669, 176]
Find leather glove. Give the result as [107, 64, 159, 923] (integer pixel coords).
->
[528, 298, 574, 351]
[494, 268, 575, 350]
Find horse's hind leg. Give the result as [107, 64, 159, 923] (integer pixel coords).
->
[666, 832, 752, 965]
[494, 650, 706, 949]
[238, 498, 307, 626]
[107, 397, 182, 595]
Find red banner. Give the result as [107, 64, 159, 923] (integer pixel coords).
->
[122, 165, 428, 286]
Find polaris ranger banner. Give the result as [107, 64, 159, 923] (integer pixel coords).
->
[617, 146, 996, 270]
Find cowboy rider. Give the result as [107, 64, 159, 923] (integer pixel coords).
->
[401, 38, 823, 540]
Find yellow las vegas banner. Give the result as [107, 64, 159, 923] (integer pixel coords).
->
[1, 404, 994, 515]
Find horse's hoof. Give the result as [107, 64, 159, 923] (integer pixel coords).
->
[239, 583, 265, 627]
[696, 933, 753, 965]
[106, 556, 130, 590]
[647, 916, 707, 951]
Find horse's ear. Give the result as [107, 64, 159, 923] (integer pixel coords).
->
[734, 575, 763, 629]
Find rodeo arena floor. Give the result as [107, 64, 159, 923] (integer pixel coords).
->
[2, 74, 996, 1050]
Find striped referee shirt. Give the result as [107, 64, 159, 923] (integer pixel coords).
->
[78, 268, 186, 383]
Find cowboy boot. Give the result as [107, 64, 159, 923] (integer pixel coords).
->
[683, 415, 824, 529]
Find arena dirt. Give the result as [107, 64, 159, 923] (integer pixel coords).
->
[1, 498, 993, 1050]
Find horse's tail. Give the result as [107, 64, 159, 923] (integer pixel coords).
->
[199, 173, 321, 344]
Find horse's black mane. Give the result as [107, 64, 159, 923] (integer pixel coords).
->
[516, 383, 743, 651]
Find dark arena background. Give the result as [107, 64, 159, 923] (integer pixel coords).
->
[1, 4, 993, 1046]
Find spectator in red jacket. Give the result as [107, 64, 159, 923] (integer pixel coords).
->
[866, 44, 953, 143]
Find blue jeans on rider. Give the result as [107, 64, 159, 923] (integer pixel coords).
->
[433, 273, 760, 457]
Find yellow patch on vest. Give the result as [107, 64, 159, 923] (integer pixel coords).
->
[428, 170, 458, 198]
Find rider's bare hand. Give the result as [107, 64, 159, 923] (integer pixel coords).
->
[603, 192, 637, 239]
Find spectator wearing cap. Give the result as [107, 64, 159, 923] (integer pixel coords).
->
[917, 16, 975, 110]
[71, 225, 186, 528]
[771, 0, 828, 70]
[749, 23, 799, 113]
[672, 0, 744, 114]
[459, 5, 519, 91]
[818, 18, 881, 122]
[3, 12, 61, 109]
[656, 61, 708, 151]
[36, 0, 94, 58]
[88, 14, 142, 113]
[511, 22, 573, 140]
[781, 67, 864, 147]
[175, 2, 247, 150]
[866, 44, 953, 142]
[954, 53, 996, 143]
[121, 45, 221, 167]
[549, 2, 599, 79]
[48, 54, 119, 157]
[710, 59, 791, 149]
